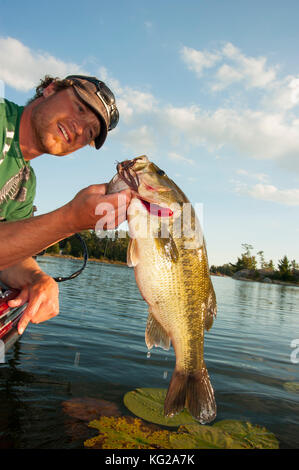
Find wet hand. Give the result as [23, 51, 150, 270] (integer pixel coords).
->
[7, 273, 59, 335]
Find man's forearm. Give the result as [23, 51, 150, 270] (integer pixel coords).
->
[0, 256, 46, 288]
[0, 205, 74, 270]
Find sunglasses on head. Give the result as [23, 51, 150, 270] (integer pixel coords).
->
[66, 75, 119, 131]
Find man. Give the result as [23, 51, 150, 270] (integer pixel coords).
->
[0, 74, 131, 335]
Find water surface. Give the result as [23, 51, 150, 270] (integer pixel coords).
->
[0, 256, 298, 448]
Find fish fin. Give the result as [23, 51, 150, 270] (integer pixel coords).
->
[164, 364, 216, 424]
[145, 310, 170, 351]
[205, 288, 217, 332]
[154, 235, 179, 262]
[127, 238, 139, 267]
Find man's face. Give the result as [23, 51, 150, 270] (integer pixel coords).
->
[31, 86, 101, 156]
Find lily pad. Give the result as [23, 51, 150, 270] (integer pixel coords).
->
[283, 382, 299, 393]
[123, 388, 198, 427]
[83, 415, 279, 450]
[213, 420, 279, 449]
[84, 416, 172, 449]
[170, 423, 244, 449]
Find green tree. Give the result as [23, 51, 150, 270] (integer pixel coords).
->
[277, 255, 292, 281]
[46, 243, 60, 254]
[257, 250, 266, 269]
[290, 259, 299, 271]
[62, 240, 72, 255]
[234, 244, 257, 271]
[264, 259, 275, 270]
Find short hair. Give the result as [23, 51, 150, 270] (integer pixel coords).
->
[26, 75, 73, 105]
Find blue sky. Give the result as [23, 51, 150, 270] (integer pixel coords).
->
[0, 0, 298, 266]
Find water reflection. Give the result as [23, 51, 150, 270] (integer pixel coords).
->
[0, 258, 298, 448]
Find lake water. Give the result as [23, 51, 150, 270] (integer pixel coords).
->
[0, 256, 298, 449]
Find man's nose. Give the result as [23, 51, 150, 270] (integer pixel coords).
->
[76, 121, 84, 136]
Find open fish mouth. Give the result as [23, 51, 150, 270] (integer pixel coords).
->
[139, 199, 173, 217]
[116, 160, 173, 218]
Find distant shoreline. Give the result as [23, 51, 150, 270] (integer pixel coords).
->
[211, 271, 299, 288]
[41, 254, 299, 287]
[39, 253, 127, 266]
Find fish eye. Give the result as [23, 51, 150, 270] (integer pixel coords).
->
[157, 169, 165, 176]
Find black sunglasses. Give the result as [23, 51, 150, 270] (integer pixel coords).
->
[66, 75, 119, 131]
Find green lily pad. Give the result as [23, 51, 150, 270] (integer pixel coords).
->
[170, 423, 244, 449]
[283, 382, 299, 393]
[83, 415, 279, 450]
[84, 416, 172, 449]
[213, 420, 279, 449]
[123, 388, 198, 427]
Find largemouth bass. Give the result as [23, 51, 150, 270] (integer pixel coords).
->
[107, 155, 217, 423]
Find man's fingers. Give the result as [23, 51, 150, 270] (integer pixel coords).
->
[17, 296, 42, 335]
[95, 189, 132, 230]
[7, 287, 29, 308]
[17, 315, 31, 335]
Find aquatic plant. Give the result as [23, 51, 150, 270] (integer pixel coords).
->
[62, 397, 120, 421]
[83, 415, 279, 449]
[121, 388, 279, 449]
[123, 388, 198, 427]
[84, 416, 172, 449]
[283, 382, 299, 393]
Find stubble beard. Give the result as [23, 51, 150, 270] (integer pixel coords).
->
[31, 105, 65, 156]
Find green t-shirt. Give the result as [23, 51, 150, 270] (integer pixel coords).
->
[0, 98, 36, 221]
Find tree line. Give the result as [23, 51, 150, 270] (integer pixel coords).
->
[45, 230, 130, 263]
[45, 235, 299, 284]
[210, 243, 299, 283]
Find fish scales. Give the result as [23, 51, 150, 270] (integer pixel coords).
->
[107, 155, 217, 423]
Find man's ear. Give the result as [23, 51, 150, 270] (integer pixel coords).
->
[43, 81, 56, 98]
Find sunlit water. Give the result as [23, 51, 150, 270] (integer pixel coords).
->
[0, 256, 298, 448]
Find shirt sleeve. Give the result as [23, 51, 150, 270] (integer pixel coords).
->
[4, 167, 36, 221]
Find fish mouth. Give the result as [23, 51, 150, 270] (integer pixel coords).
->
[139, 198, 173, 217]
[117, 160, 140, 192]
[116, 158, 173, 217]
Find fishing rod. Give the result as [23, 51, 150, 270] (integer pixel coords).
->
[0, 233, 89, 354]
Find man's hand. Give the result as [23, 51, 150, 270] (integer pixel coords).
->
[7, 272, 59, 335]
[64, 183, 132, 233]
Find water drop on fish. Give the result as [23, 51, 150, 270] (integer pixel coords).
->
[74, 352, 80, 367]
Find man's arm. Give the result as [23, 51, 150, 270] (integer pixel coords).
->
[0, 184, 131, 270]
[0, 256, 59, 334]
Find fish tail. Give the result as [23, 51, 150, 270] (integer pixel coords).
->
[164, 364, 216, 424]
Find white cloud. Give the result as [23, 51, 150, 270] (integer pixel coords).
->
[235, 169, 269, 183]
[164, 104, 299, 166]
[239, 183, 299, 206]
[97, 66, 157, 123]
[181, 42, 277, 91]
[121, 125, 156, 154]
[180, 46, 220, 77]
[221, 42, 277, 89]
[144, 21, 153, 30]
[264, 75, 299, 111]
[2, 36, 299, 179]
[168, 152, 195, 166]
[0, 36, 85, 91]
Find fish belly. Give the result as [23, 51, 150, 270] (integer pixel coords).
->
[132, 236, 216, 423]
